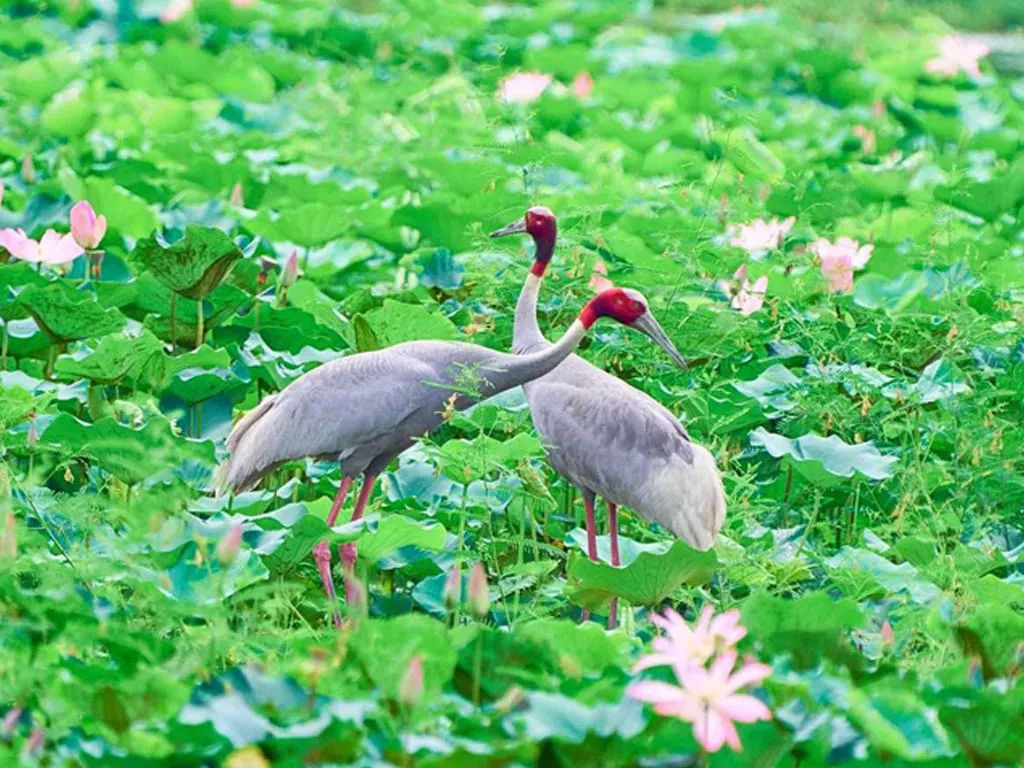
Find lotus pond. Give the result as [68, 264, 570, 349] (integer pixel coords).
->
[1, 1, 1023, 766]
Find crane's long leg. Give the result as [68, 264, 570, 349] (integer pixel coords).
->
[339, 472, 377, 574]
[608, 501, 620, 630]
[313, 475, 353, 628]
[581, 491, 598, 622]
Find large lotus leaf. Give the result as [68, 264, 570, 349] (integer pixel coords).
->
[565, 539, 718, 610]
[0, 262, 48, 320]
[55, 329, 165, 386]
[884, 358, 971, 404]
[229, 305, 346, 353]
[513, 619, 630, 676]
[16, 282, 125, 342]
[354, 299, 458, 351]
[826, 547, 941, 604]
[843, 686, 952, 761]
[132, 226, 243, 299]
[251, 202, 351, 247]
[350, 614, 457, 705]
[0, 383, 44, 429]
[164, 346, 249, 405]
[147, 543, 268, 604]
[732, 364, 804, 415]
[955, 604, 1024, 680]
[436, 432, 544, 483]
[749, 428, 897, 485]
[502, 692, 645, 744]
[719, 127, 785, 181]
[334, 513, 448, 565]
[741, 591, 864, 669]
[935, 685, 1024, 764]
[853, 272, 930, 312]
[41, 413, 214, 485]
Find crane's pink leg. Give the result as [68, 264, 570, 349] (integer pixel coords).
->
[339, 472, 377, 574]
[608, 502, 620, 630]
[313, 476, 353, 628]
[581, 494, 598, 622]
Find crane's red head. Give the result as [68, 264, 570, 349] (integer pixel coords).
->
[489, 206, 557, 276]
[580, 288, 688, 369]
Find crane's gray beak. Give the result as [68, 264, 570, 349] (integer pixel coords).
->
[633, 313, 688, 370]
[490, 218, 527, 238]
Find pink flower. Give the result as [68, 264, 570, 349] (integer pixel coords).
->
[1, 706, 21, 738]
[718, 265, 768, 317]
[279, 250, 299, 289]
[634, 606, 747, 672]
[70, 201, 107, 250]
[468, 561, 489, 618]
[398, 655, 424, 708]
[231, 0, 255, 7]
[443, 567, 461, 609]
[811, 237, 873, 294]
[215, 524, 243, 564]
[160, 0, 193, 23]
[572, 71, 594, 99]
[853, 125, 876, 155]
[926, 35, 989, 79]
[0, 229, 84, 266]
[881, 619, 894, 647]
[497, 72, 553, 104]
[589, 260, 614, 294]
[728, 217, 794, 255]
[229, 182, 245, 207]
[628, 651, 772, 753]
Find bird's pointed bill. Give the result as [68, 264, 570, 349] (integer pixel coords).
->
[634, 313, 688, 369]
[489, 218, 527, 238]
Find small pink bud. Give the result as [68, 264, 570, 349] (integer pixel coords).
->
[442, 567, 461, 609]
[231, 0, 255, 8]
[344, 573, 367, 615]
[215, 523, 243, 564]
[1, 707, 21, 739]
[468, 562, 489, 618]
[881, 620, 894, 646]
[21, 155, 35, 184]
[26, 424, 37, 451]
[398, 655, 424, 708]
[0, 513, 16, 561]
[21, 725, 43, 761]
[229, 182, 244, 207]
[572, 71, 594, 99]
[160, 0, 193, 23]
[279, 251, 299, 289]
[70, 201, 107, 250]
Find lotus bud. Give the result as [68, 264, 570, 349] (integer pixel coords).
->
[881, 619, 894, 647]
[0, 707, 21, 739]
[70, 201, 107, 250]
[344, 573, 367, 616]
[279, 250, 299, 289]
[26, 424, 37, 451]
[442, 567, 461, 609]
[21, 725, 43, 762]
[229, 182, 244, 207]
[468, 562, 489, 618]
[0, 513, 16, 561]
[398, 655, 424, 708]
[215, 523, 243, 564]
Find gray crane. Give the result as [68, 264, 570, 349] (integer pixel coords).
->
[491, 207, 726, 629]
[216, 285, 685, 626]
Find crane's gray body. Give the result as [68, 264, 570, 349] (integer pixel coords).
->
[218, 336, 582, 494]
[515, 276, 725, 549]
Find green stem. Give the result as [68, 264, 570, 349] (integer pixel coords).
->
[170, 293, 178, 352]
[196, 298, 205, 349]
[2, 322, 8, 371]
[196, 400, 203, 438]
[44, 345, 56, 380]
[472, 628, 484, 707]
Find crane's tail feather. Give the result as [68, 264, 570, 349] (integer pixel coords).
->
[215, 395, 278, 497]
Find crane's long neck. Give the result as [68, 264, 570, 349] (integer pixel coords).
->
[482, 318, 587, 395]
[512, 234, 554, 353]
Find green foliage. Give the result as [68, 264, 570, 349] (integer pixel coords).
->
[0, 1, 1021, 765]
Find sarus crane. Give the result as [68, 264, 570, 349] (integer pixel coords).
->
[491, 206, 726, 629]
[216, 286, 686, 626]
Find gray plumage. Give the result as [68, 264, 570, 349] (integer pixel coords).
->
[217, 326, 592, 495]
[514, 273, 726, 550]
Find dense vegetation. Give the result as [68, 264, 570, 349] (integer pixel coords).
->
[1, 1, 1023, 765]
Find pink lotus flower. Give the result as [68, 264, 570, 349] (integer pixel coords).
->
[728, 217, 794, 254]
[811, 236, 873, 294]
[572, 71, 594, 99]
[628, 650, 772, 753]
[589, 260, 614, 294]
[468, 561, 489, 618]
[926, 35, 989, 79]
[634, 606, 747, 672]
[215, 524, 243, 564]
[718, 265, 768, 317]
[0, 229, 84, 266]
[398, 655, 424, 708]
[70, 201, 107, 250]
[443, 566, 461, 609]
[497, 72, 553, 105]
[160, 0, 193, 23]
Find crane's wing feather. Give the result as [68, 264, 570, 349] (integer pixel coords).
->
[218, 351, 433, 493]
